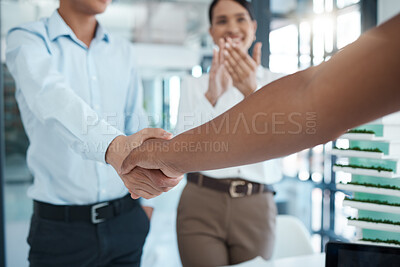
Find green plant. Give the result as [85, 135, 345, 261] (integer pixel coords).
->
[341, 181, 400, 191]
[334, 164, 393, 172]
[333, 146, 383, 153]
[347, 129, 376, 134]
[347, 217, 400, 226]
[360, 238, 400, 246]
[344, 197, 400, 207]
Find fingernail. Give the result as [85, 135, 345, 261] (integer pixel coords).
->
[225, 42, 230, 48]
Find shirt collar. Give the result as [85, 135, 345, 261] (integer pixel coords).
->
[48, 10, 110, 44]
[94, 23, 111, 43]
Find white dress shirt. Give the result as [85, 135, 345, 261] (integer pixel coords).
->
[175, 67, 283, 184]
[6, 11, 147, 205]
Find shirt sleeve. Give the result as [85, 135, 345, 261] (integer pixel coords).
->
[175, 75, 218, 135]
[140, 197, 155, 208]
[6, 28, 124, 164]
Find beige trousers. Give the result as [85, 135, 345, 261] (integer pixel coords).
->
[177, 181, 277, 267]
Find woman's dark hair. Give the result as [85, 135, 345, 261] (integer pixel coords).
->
[209, 0, 255, 24]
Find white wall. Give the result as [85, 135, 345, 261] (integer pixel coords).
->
[378, 0, 400, 24]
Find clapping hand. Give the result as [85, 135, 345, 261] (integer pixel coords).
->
[223, 38, 262, 97]
[205, 38, 233, 106]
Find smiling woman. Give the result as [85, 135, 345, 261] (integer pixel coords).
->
[173, 0, 286, 266]
[208, 0, 256, 51]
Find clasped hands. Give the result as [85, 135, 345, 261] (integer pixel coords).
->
[206, 37, 262, 106]
[106, 39, 263, 200]
[106, 128, 183, 200]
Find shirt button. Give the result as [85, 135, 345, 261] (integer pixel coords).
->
[101, 189, 106, 194]
[91, 76, 97, 81]
[94, 104, 100, 110]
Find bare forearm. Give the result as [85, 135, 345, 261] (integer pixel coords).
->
[121, 15, 400, 177]
[166, 68, 320, 172]
[159, 15, 400, 174]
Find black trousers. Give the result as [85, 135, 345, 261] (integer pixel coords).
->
[27, 204, 150, 267]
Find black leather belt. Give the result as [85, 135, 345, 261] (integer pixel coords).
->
[33, 194, 138, 224]
[187, 173, 275, 198]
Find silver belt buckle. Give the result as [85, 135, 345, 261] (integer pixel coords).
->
[91, 202, 109, 224]
[229, 181, 247, 198]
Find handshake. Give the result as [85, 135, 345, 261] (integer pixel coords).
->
[106, 128, 184, 200]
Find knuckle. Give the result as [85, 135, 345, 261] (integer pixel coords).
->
[155, 179, 163, 188]
[140, 128, 148, 136]
[167, 179, 179, 187]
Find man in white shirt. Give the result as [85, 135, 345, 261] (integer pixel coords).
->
[6, 0, 178, 266]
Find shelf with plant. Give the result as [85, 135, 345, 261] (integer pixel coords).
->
[345, 198, 400, 207]
[347, 129, 376, 134]
[357, 238, 400, 247]
[337, 182, 400, 197]
[348, 217, 400, 226]
[346, 139, 400, 157]
[334, 147, 383, 153]
[347, 217, 400, 233]
[342, 125, 400, 140]
[343, 197, 400, 214]
[347, 182, 400, 190]
[333, 164, 399, 178]
[340, 130, 377, 141]
[335, 164, 393, 172]
[331, 146, 385, 159]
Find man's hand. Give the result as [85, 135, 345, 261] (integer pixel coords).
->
[121, 166, 182, 199]
[120, 138, 184, 182]
[105, 128, 180, 199]
[106, 128, 172, 170]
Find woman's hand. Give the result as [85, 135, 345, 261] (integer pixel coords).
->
[224, 39, 262, 97]
[205, 38, 232, 106]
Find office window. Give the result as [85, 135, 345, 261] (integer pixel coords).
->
[269, 24, 299, 73]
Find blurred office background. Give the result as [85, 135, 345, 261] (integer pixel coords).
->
[1, 0, 400, 266]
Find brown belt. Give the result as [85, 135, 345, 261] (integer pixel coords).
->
[187, 173, 275, 198]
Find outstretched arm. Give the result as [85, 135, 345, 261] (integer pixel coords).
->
[121, 14, 400, 179]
